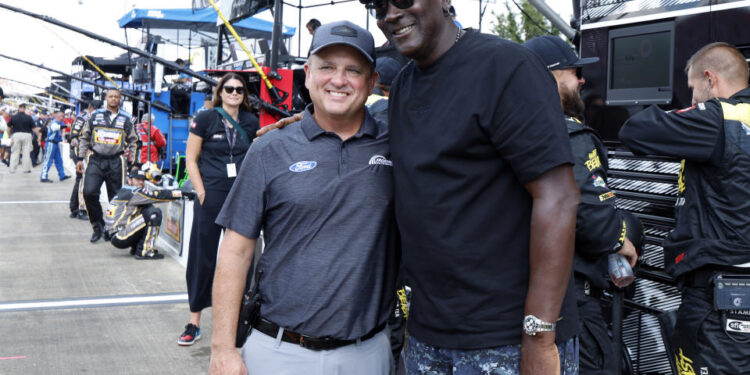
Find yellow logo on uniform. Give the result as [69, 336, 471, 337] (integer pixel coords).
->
[585, 149, 601, 171]
[94, 129, 123, 146]
[675, 348, 696, 375]
[396, 287, 409, 319]
[678, 160, 686, 193]
[599, 191, 615, 201]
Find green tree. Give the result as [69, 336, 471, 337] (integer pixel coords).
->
[492, 0, 559, 43]
[493, 3, 523, 43]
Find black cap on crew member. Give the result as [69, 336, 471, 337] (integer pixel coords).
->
[523, 36, 599, 71]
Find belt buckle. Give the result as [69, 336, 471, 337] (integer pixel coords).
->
[298, 335, 312, 349]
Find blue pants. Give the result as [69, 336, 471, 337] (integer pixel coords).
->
[41, 142, 66, 180]
[406, 334, 579, 375]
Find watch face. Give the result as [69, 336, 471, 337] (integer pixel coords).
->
[524, 316, 536, 334]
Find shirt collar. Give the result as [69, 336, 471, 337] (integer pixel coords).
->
[301, 103, 378, 141]
[730, 86, 750, 100]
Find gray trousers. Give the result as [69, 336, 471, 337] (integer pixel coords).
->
[242, 327, 393, 375]
[10, 132, 32, 172]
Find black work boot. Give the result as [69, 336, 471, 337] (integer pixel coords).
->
[90, 223, 103, 243]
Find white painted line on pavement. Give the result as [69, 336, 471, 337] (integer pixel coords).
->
[0, 292, 188, 312]
[0, 200, 69, 204]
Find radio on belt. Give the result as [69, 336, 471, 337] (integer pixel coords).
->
[714, 274, 750, 310]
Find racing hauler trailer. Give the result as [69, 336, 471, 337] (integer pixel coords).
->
[569, 1, 750, 373]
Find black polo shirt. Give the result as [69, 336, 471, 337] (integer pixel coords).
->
[189, 108, 259, 192]
[8, 112, 34, 133]
[389, 30, 575, 349]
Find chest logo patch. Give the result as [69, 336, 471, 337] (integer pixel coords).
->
[592, 174, 607, 188]
[585, 149, 601, 171]
[289, 161, 317, 173]
[94, 129, 123, 145]
[369, 155, 393, 167]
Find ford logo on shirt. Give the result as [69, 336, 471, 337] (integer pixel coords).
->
[289, 161, 317, 172]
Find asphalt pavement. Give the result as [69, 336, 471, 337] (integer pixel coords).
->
[0, 162, 212, 374]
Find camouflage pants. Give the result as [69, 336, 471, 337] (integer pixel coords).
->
[405, 335, 579, 375]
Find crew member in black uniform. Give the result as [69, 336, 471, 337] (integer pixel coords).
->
[524, 36, 643, 374]
[105, 165, 193, 259]
[620, 42, 750, 374]
[77, 89, 138, 243]
[68, 100, 100, 220]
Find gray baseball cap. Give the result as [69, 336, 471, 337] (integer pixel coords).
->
[309, 20, 375, 64]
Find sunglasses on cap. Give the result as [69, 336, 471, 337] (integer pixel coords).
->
[360, 0, 414, 20]
[222, 85, 245, 95]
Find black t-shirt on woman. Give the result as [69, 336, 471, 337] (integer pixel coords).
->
[189, 108, 259, 192]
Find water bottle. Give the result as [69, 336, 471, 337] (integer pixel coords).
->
[608, 253, 634, 288]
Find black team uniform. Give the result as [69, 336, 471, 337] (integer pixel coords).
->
[566, 116, 643, 374]
[620, 87, 750, 374]
[78, 108, 138, 242]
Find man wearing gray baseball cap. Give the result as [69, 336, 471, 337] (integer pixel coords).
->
[209, 20, 396, 374]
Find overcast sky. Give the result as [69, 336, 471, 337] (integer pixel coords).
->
[0, 0, 573, 96]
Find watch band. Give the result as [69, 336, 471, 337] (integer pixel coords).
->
[523, 314, 556, 336]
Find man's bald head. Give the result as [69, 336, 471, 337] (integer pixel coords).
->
[685, 42, 749, 85]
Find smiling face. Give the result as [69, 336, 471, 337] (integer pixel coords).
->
[219, 78, 246, 109]
[305, 45, 376, 123]
[376, 0, 453, 65]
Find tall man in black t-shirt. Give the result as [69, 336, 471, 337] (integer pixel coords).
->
[8, 103, 35, 173]
[524, 35, 642, 375]
[620, 42, 750, 375]
[366, 1, 581, 373]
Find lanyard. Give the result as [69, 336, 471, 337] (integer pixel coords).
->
[223, 119, 238, 163]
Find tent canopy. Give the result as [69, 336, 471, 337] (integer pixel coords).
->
[118, 7, 296, 40]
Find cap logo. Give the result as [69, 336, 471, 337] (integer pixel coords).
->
[331, 25, 358, 38]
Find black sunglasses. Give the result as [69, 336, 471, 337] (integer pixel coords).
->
[361, 0, 414, 20]
[223, 85, 245, 95]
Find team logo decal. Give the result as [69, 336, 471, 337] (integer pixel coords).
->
[585, 149, 601, 171]
[368, 155, 392, 167]
[675, 348, 696, 375]
[94, 129, 123, 145]
[592, 174, 607, 188]
[598, 191, 615, 201]
[190, 122, 197, 129]
[726, 319, 750, 334]
[289, 161, 317, 172]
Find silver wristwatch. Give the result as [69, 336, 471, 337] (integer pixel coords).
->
[523, 314, 556, 336]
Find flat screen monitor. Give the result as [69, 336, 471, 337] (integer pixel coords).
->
[607, 21, 674, 105]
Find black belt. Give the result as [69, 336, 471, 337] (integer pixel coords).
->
[253, 318, 385, 351]
[683, 266, 750, 288]
[92, 151, 124, 160]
